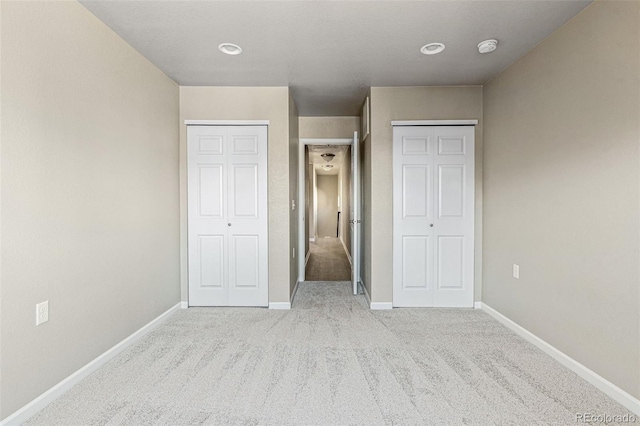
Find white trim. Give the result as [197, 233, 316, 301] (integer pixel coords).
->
[361, 97, 370, 140]
[268, 302, 291, 310]
[181, 301, 188, 309]
[300, 138, 352, 145]
[0, 303, 182, 426]
[479, 302, 640, 416]
[474, 301, 482, 309]
[290, 280, 300, 306]
[340, 237, 352, 266]
[184, 120, 269, 126]
[310, 237, 315, 243]
[370, 301, 393, 310]
[391, 120, 478, 126]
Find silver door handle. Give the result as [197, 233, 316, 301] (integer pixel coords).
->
[228, 223, 232, 227]
[429, 224, 434, 227]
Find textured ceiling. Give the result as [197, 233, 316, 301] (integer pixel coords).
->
[80, 0, 592, 116]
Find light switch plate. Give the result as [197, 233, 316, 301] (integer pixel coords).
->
[513, 264, 520, 279]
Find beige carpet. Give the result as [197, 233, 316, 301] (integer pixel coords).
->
[305, 238, 351, 281]
[27, 282, 632, 425]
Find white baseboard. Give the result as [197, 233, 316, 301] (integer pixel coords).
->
[370, 301, 393, 310]
[474, 301, 482, 309]
[268, 302, 291, 310]
[181, 301, 188, 309]
[0, 302, 182, 426]
[362, 282, 393, 310]
[340, 237, 352, 265]
[479, 302, 640, 416]
[310, 237, 315, 243]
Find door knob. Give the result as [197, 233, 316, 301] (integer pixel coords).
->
[429, 224, 434, 227]
[228, 223, 232, 227]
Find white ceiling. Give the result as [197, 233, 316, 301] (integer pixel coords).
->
[80, 0, 592, 116]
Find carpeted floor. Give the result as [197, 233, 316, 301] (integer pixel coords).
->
[27, 282, 632, 425]
[305, 238, 351, 281]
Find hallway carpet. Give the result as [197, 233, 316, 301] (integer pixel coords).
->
[305, 238, 351, 281]
[27, 282, 632, 425]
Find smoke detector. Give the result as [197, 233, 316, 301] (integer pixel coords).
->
[478, 39, 498, 54]
[321, 153, 335, 162]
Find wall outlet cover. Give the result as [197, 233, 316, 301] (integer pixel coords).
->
[36, 301, 49, 325]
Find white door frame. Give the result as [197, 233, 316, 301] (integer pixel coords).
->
[298, 138, 352, 282]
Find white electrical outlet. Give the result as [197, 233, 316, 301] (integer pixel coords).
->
[36, 301, 49, 325]
[291, 199, 296, 210]
[513, 264, 520, 279]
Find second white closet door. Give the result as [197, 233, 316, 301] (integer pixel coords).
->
[188, 125, 268, 307]
[393, 125, 475, 308]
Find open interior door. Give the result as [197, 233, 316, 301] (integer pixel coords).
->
[350, 131, 360, 295]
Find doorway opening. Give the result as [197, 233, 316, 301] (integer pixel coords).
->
[306, 144, 351, 281]
[298, 135, 362, 296]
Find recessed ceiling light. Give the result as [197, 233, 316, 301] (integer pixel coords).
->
[218, 43, 242, 55]
[322, 164, 334, 171]
[420, 43, 445, 55]
[478, 39, 498, 54]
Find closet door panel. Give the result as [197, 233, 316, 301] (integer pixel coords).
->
[433, 126, 475, 307]
[227, 126, 268, 307]
[393, 125, 475, 308]
[188, 125, 268, 307]
[393, 126, 435, 307]
[188, 127, 229, 306]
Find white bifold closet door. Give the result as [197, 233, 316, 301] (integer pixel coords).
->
[188, 125, 268, 307]
[393, 126, 474, 308]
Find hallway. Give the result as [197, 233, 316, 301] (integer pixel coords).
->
[305, 237, 351, 281]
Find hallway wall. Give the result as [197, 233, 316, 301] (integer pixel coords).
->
[299, 116, 359, 139]
[316, 175, 339, 238]
[338, 148, 352, 257]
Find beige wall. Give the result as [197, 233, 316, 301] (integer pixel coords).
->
[361, 94, 372, 296]
[368, 87, 483, 303]
[288, 95, 299, 295]
[305, 148, 312, 256]
[0, 2, 180, 419]
[179, 87, 293, 304]
[299, 116, 360, 139]
[316, 175, 339, 237]
[483, 0, 640, 398]
[339, 148, 352, 256]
